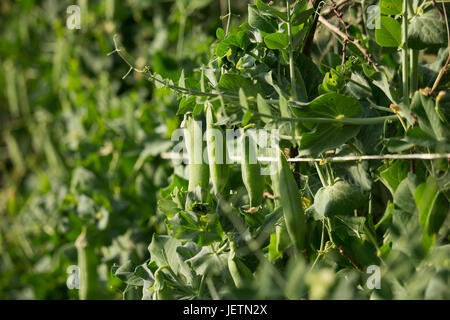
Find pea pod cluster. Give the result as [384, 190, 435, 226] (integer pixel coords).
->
[277, 151, 306, 252]
[206, 104, 229, 195]
[240, 129, 265, 208]
[182, 112, 209, 202]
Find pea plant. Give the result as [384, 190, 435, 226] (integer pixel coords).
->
[107, 0, 450, 300]
[0, 0, 213, 299]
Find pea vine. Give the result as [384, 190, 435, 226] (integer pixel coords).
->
[110, 0, 450, 300]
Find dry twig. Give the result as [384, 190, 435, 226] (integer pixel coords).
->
[318, 15, 380, 72]
[328, 0, 351, 71]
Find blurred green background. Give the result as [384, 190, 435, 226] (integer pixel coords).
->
[1, 0, 449, 300]
[0, 0, 247, 299]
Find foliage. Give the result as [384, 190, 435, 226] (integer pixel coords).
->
[1, 0, 449, 300]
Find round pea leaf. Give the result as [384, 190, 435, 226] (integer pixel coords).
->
[314, 181, 368, 218]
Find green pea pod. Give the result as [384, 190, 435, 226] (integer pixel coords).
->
[206, 105, 229, 195]
[270, 159, 281, 201]
[75, 228, 99, 300]
[278, 151, 306, 252]
[241, 129, 265, 208]
[182, 113, 209, 201]
[271, 161, 291, 252]
[227, 242, 254, 288]
[276, 219, 292, 252]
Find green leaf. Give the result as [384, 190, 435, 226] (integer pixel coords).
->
[264, 32, 289, 50]
[410, 91, 447, 141]
[168, 211, 223, 246]
[218, 73, 261, 97]
[257, 93, 272, 123]
[248, 4, 278, 33]
[408, 10, 448, 50]
[414, 177, 448, 246]
[185, 246, 228, 276]
[148, 234, 181, 272]
[239, 88, 249, 109]
[256, 0, 287, 21]
[242, 110, 253, 126]
[296, 53, 322, 99]
[279, 94, 292, 118]
[158, 198, 180, 218]
[379, 160, 410, 195]
[297, 93, 363, 119]
[291, 8, 314, 26]
[380, 0, 403, 15]
[314, 181, 368, 218]
[177, 96, 196, 115]
[216, 27, 225, 40]
[299, 126, 361, 156]
[371, 71, 399, 104]
[405, 127, 446, 149]
[393, 173, 418, 214]
[294, 93, 363, 155]
[375, 16, 401, 47]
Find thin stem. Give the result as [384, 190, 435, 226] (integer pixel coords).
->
[326, 162, 335, 185]
[286, 0, 297, 100]
[162, 152, 450, 162]
[326, 218, 334, 243]
[253, 112, 399, 125]
[431, 55, 450, 95]
[225, 0, 231, 36]
[314, 162, 328, 187]
[311, 220, 326, 269]
[318, 15, 380, 72]
[410, 49, 419, 93]
[111, 35, 399, 126]
[402, 0, 409, 106]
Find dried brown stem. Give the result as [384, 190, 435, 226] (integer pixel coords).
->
[321, 0, 352, 18]
[328, 0, 350, 71]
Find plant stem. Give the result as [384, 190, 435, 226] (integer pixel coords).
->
[111, 35, 400, 126]
[410, 49, 419, 93]
[326, 162, 335, 185]
[402, 0, 409, 106]
[314, 162, 328, 187]
[286, 0, 297, 100]
[318, 15, 379, 72]
[311, 219, 326, 269]
[252, 112, 399, 125]
[225, 0, 231, 36]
